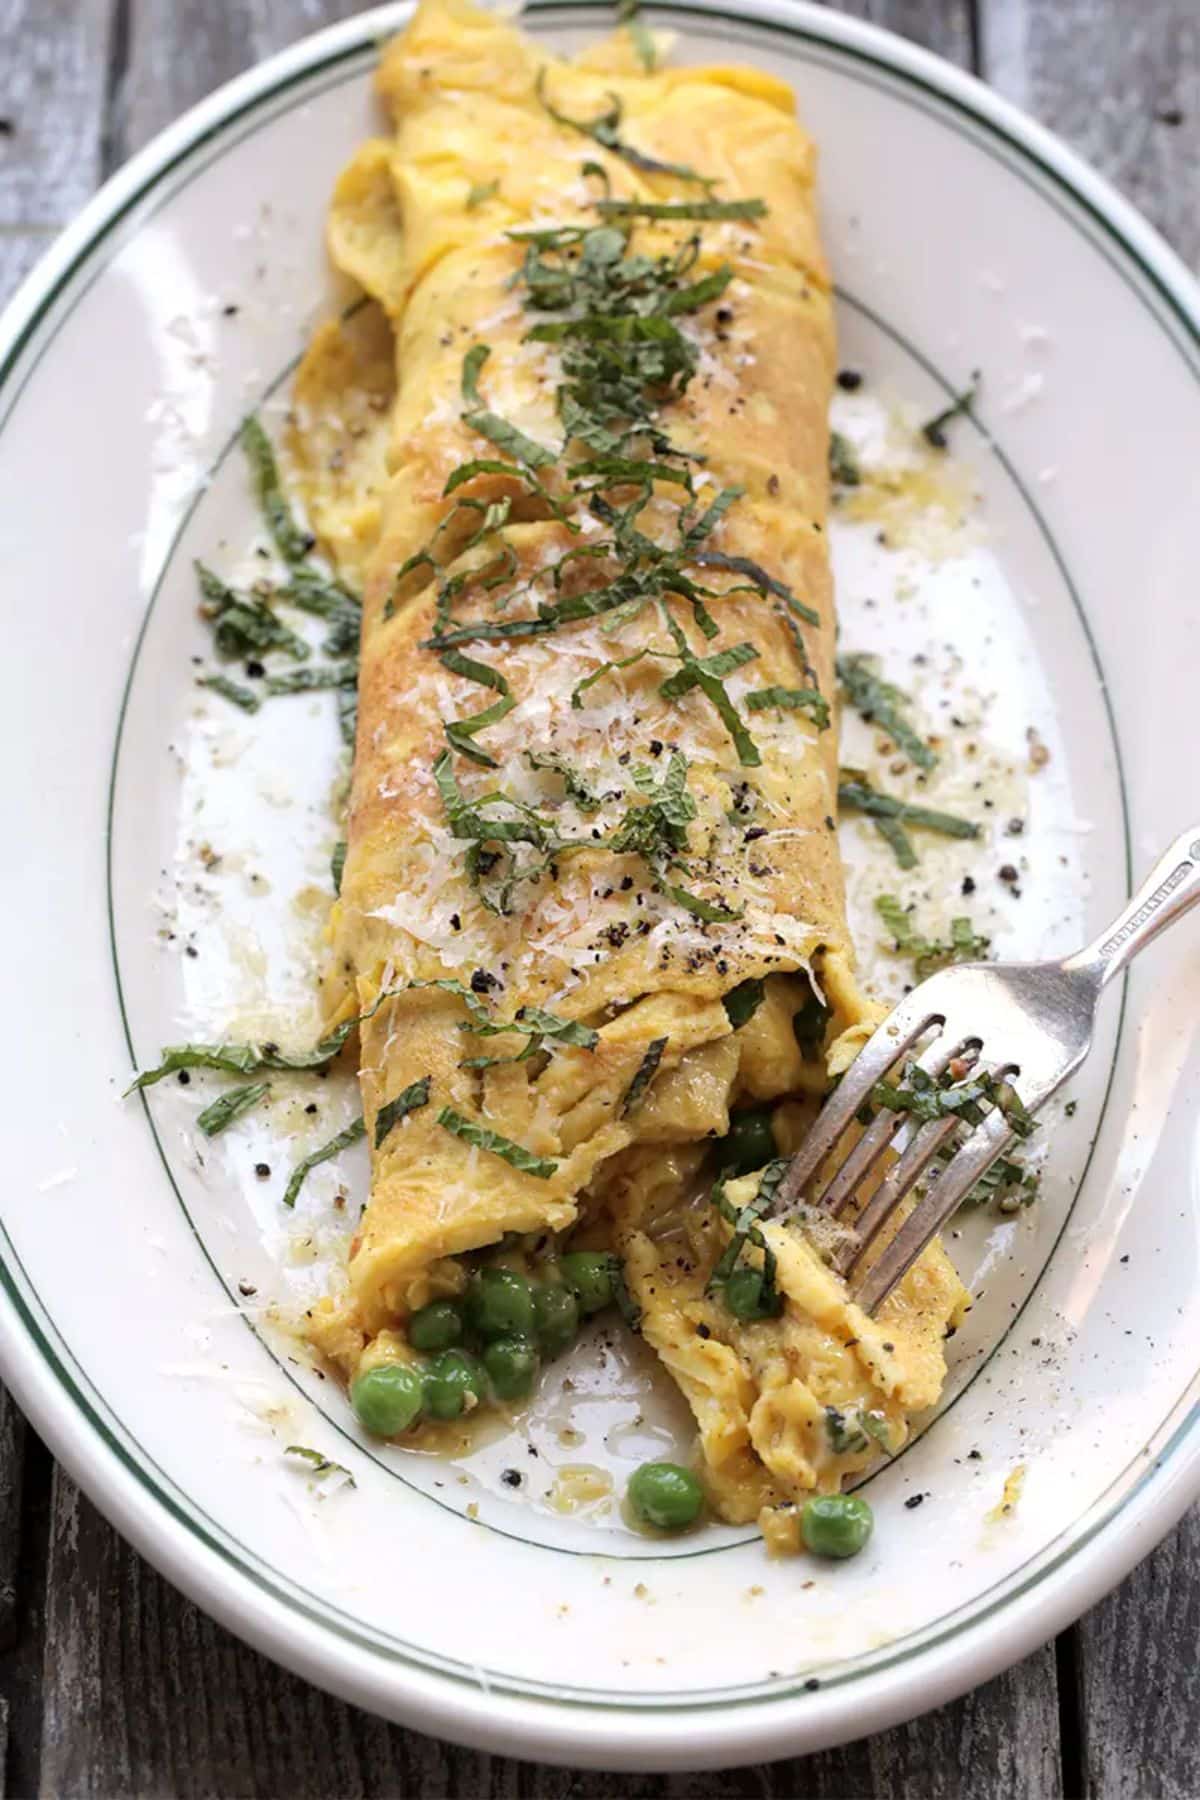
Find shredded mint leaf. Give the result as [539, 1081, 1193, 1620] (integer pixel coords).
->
[526, 750, 601, 811]
[197, 673, 261, 713]
[793, 987, 830, 1062]
[622, 1036, 667, 1115]
[658, 613, 760, 766]
[595, 198, 767, 222]
[196, 1080, 270, 1137]
[922, 374, 979, 449]
[872, 1061, 1035, 1140]
[722, 979, 765, 1030]
[264, 661, 358, 695]
[838, 654, 936, 770]
[441, 647, 515, 768]
[196, 563, 310, 662]
[838, 773, 978, 846]
[285, 1445, 356, 1484]
[617, 0, 656, 70]
[829, 431, 861, 488]
[241, 416, 315, 565]
[690, 551, 820, 626]
[466, 178, 500, 209]
[374, 1075, 432, 1149]
[331, 840, 347, 894]
[536, 71, 708, 185]
[463, 409, 557, 470]
[461, 344, 491, 406]
[745, 685, 829, 728]
[282, 1116, 366, 1208]
[436, 1106, 558, 1179]
[708, 1159, 789, 1306]
[875, 894, 990, 978]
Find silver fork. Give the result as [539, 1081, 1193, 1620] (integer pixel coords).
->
[772, 824, 1200, 1315]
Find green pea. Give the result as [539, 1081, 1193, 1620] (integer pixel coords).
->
[423, 1349, 487, 1421]
[533, 1282, 580, 1357]
[482, 1334, 540, 1401]
[627, 1461, 704, 1532]
[801, 1494, 874, 1560]
[465, 1267, 536, 1341]
[561, 1250, 617, 1316]
[351, 1363, 424, 1437]
[715, 1109, 776, 1175]
[722, 1266, 782, 1322]
[408, 1299, 464, 1352]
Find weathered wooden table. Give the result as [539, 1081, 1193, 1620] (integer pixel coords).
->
[3, 1, 1198, 1793]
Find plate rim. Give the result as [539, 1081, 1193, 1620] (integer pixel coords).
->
[3, 0, 1199, 1768]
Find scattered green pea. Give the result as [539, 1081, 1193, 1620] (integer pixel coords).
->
[561, 1250, 617, 1316]
[408, 1299, 464, 1352]
[351, 1363, 423, 1437]
[533, 1282, 580, 1357]
[801, 1493, 874, 1559]
[627, 1461, 704, 1532]
[423, 1349, 487, 1421]
[722, 1266, 782, 1322]
[465, 1267, 536, 1340]
[483, 1334, 540, 1401]
[715, 1109, 776, 1175]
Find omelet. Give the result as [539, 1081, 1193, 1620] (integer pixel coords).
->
[294, 0, 968, 1542]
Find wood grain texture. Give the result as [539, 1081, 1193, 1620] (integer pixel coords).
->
[1069, 1508, 1200, 1800]
[0, 0, 115, 298]
[979, 0, 1200, 272]
[822, 0, 972, 67]
[40, 1473, 1063, 1800]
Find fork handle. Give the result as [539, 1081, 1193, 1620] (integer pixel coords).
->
[1062, 824, 1200, 988]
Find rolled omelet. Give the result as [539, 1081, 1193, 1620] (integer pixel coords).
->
[296, 0, 967, 1539]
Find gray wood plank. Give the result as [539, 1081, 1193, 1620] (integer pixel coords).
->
[1069, 1508, 1200, 1800]
[39, 1471, 1061, 1800]
[823, 0, 972, 68]
[0, 0, 115, 304]
[979, 0, 1200, 272]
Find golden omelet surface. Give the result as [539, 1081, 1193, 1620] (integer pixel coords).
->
[292, 0, 968, 1537]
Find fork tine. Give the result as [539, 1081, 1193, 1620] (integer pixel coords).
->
[834, 1112, 964, 1276]
[773, 999, 943, 1213]
[852, 1107, 1016, 1315]
[815, 1031, 972, 1216]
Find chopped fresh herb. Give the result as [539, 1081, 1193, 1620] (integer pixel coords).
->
[829, 431, 861, 488]
[441, 647, 515, 768]
[196, 563, 310, 662]
[196, 1080, 270, 1137]
[838, 773, 979, 849]
[282, 566, 361, 619]
[570, 648, 660, 707]
[617, 0, 656, 71]
[745, 685, 829, 728]
[838, 654, 936, 770]
[374, 1075, 432, 1149]
[594, 197, 767, 222]
[690, 551, 821, 626]
[263, 661, 358, 695]
[793, 986, 830, 1061]
[708, 1159, 789, 1310]
[436, 1106, 558, 1179]
[241, 416, 314, 564]
[526, 749, 601, 810]
[722, 979, 765, 1030]
[872, 816, 917, 869]
[282, 1115, 366, 1209]
[331, 840, 347, 894]
[826, 1405, 892, 1457]
[461, 343, 491, 406]
[622, 1037, 667, 1115]
[872, 1061, 1035, 1140]
[466, 178, 500, 209]
[875, 894, 990, 978]
[658, 611, 760, 765]
[921, 375, 979, 449]
[197, 673, 261, 712]
[536, 71, 710, 186]
[285, 1445, 356, 1484]
[951, 1150, 1041, 1213]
